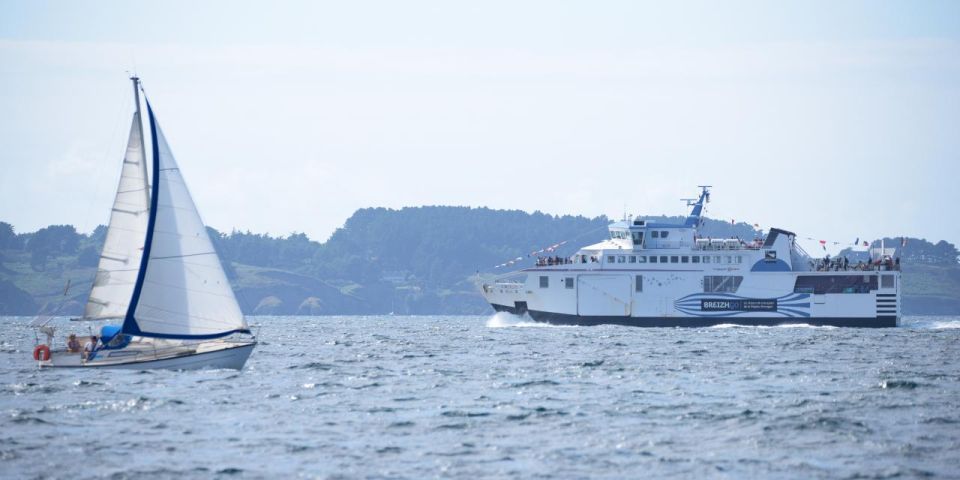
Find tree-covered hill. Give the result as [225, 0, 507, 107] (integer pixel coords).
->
[1, 209, 958, 316]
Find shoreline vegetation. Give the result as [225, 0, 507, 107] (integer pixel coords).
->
[2, 207, 958, 316]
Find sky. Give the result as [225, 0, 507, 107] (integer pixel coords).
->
[1, 1, 958, 253]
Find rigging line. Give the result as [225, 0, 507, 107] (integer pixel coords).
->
[490, 222, 611, 271]
[115, 187, 148, 194]
[150, 252, 217, 260]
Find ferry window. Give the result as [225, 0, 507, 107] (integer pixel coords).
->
[565, 277, 574, 289]
[539, 276, 549, 288]
[618, 256, 626, 263]
[703, 256, 710, 264]
[764, 250, 777, 261]
[660, 256, 668, 263]
[661, 231, 669, 238]
[736, 256, 742, 264]
[692, 256, 700, 264]
[629, 256, 636, 264]
[714, 255, 721, 263]
[681, 256, 689, 263]
[632, 232, 644, 246]
[670, 256, 679, 263]
[651, 231, 660, 238]
[637, 256, 647, 263]
[793, 275, 877, 294]
[650, 256, 658, 263]
[635, 275, 643, 292]
[607, 256, 615, 263]
[703, 275, 743, 293]
[725, 256, 732, 264]
[881, 275, 894, 288]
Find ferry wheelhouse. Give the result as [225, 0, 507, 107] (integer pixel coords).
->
[481, 187, 900, 328]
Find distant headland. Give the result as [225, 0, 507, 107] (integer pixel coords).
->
[2, 207, 958, 316]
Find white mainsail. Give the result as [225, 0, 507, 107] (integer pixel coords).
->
[127, 108, 248, 338]
[83, 113, 150, 320]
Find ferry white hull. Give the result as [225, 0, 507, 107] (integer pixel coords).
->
[483, 270, 901, 328]
[482, 187, 903, 329]
[39, 341, 256, 370]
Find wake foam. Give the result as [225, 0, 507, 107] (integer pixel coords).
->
[485, 312, 571, 328]
[709, 323, 835, 329]
[904, 317, 960, 330]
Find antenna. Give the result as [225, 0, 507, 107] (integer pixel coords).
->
[697, 185, 712, 203]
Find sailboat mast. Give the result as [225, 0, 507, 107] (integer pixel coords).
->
[130, 76, 150, 207]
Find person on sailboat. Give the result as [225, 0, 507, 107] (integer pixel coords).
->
[83, 335, 99, 361]
[67, 334, 81, 353]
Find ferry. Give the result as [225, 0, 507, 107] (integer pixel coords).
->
[480, 187, 901, 328]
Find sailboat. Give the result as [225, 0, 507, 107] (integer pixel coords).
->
[31, 77, 257, 369]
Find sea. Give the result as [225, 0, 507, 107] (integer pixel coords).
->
[2, 315, 959, 479]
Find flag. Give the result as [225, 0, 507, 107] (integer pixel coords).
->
[863, 241, 868, 247]
[854, 237, 859, 245]
[731, 219, 735, 225]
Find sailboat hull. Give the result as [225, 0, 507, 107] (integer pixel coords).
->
[40, 341, 256, 370]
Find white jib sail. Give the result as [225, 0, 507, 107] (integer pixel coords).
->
[131, 115, 247, 337]
[83, 113, 150, 320]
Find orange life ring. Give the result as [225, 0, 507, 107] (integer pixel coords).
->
[33, 344, 51, 361]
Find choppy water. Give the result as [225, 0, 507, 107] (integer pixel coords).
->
[2, 315, 960, 479]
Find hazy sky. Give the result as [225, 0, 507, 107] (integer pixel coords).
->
[1, 1, 958, 253]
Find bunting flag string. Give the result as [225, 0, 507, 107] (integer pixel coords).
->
[494, 240, 570, 269]
[733, 218, 879, 252]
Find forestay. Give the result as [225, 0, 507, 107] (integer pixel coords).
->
[123, 104, 248, 339]
[83, 113, 149, 320]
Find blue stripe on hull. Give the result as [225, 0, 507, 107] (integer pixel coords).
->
[508, 309, 897, 328]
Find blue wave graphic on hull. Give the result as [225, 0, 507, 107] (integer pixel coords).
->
[674, 293, 811, 318]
